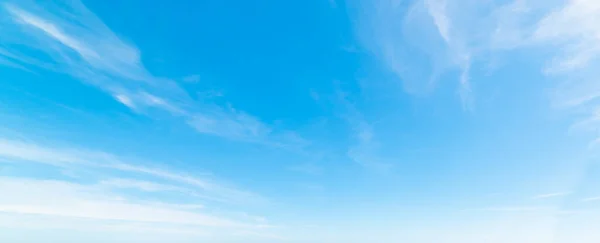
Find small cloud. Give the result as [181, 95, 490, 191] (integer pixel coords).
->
[0, 177, 249, 228]
[0, 137, 263, 204]
[182, 74, 200, 83]
[581, 196, 600, 203]
[458, 58, 473, 111]
[347, 147, 393, 172]
[334, 85, 393, 172]
[111, 91, 184, 115]
[425, 0, 451, 43]
[99, 178, 186, 193]
[532, 192, 571, 199]
[465, 206, 551, 212]
[113, 93, 136, 109]
[187, 110, 270, 142]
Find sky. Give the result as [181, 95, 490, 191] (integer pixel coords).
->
[0, 0, 600, 242]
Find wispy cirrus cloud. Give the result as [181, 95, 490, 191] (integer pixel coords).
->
[99, 178, 191, 193]
[353, 0, 473, 108]
[533, 0, 600, 73]
[334, 86, 393, 172]
[0, 138, 263, 204]
[581, 196, 600, 203]
[530, 0, 600, 145]
[532, 192, 571, 200]
[0, 55, 31, 73]
[346, 121, 393, 172]
[0, 177, 238, 227]
[354, 0, 600, 142]
[465, 206, 553, 212]
[0, 176, 283, 241]
[0, 136, 282, 239]
[0, 0, 307, 149]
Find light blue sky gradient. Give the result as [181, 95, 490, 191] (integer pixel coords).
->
[1, 0, 600, 242]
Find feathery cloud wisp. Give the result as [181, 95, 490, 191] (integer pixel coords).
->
[99, 178, 191, 193]
[581, 196, 600, 202]
[0, 177, 240, 227]
[354, 0, 473, 108]
[0, 0, 308, 148]
[334, 86, 393, 172]
[0, 136, 282, 238]
[532, 192, 571, 199]
[0, 138, 262, 204]
[355, 0, 600, 141]
[466, 206, 552, 212]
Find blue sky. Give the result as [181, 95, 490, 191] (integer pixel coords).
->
[1, 0, 600, 242]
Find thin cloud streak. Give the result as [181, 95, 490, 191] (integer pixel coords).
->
[582, 196, 600, 202]
[0, 177, 268, 230]
[464, 206, 553, 212]
[532, 192, 571, 199]
[0, 138, 263, 204]
[335, 86, 393, 172]
[99, 178, 191, 193]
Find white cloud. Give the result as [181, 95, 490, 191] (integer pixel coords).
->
[112, 93, 137, 110]
[6, 5, 99, 63]
[0, 138, 262, 204]
[2, 1, 151, 83]
[99, 178, 189, 193]
[187, 106, 310, 151]
[581, 196, 600, 202]
[0, 215, 226, 243]
[355, 0, 600, 140]
[0, 55, 32, 73]
[0, 177, 239, 227]
[353, 0, 473, 108]
[425, 0, 451, 43]
[532, 192, 571, 199]
[464, 206, 554, 212]
[524, 0, 600, 143]
[0, 0, 307, 149]
[533, 0, 600, 72]
[0, 137, 283, 239]
[1, 1, 183, 114]
[188, 111, 271, 142]
[335, 86, 393, 172]
[0, 177, 286, 242]
[0, 138, 90, 167]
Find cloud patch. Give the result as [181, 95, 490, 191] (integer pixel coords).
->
[0, 0, 307, 149]
[0, 138, 262, 204]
